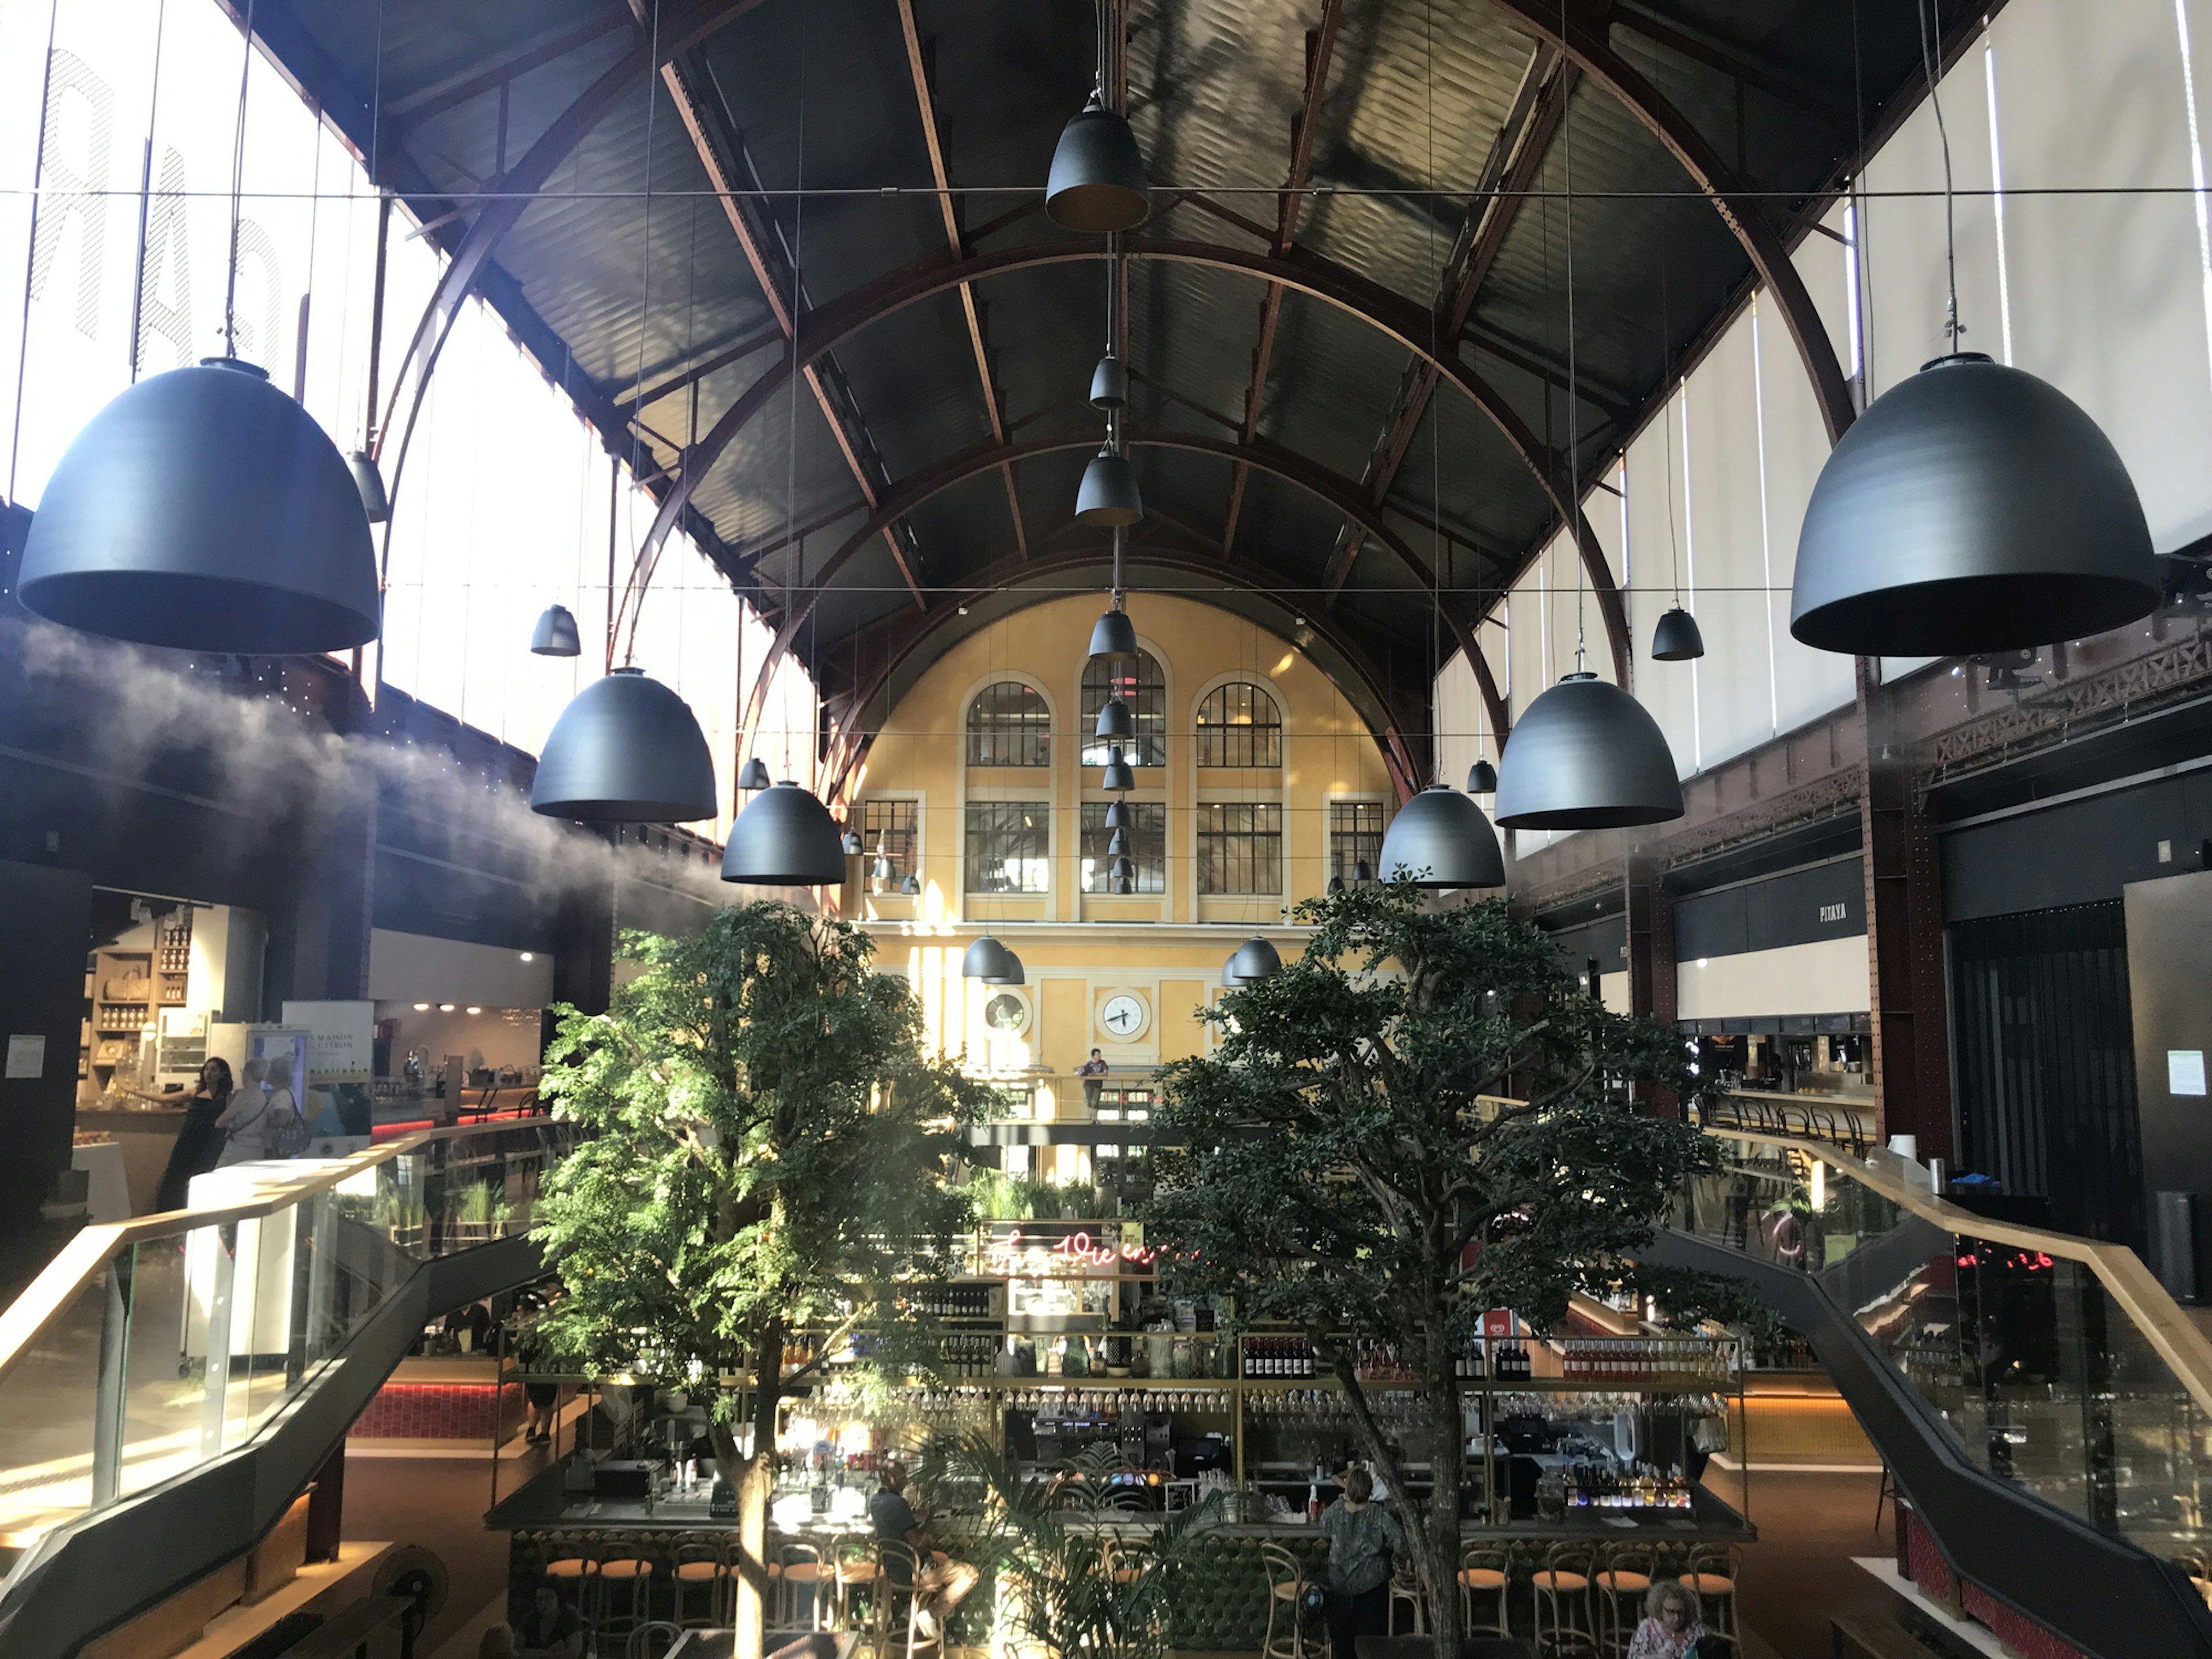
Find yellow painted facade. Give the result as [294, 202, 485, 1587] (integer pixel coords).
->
[844, 592, 1396, 1088]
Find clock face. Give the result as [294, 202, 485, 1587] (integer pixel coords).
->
[984, 992, 1029, 1033]
[1100, 993, 1146, 1040]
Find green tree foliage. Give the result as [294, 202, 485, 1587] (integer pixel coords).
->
[1141, 882, 1724, 1651]
[528, 902, 989, 1658]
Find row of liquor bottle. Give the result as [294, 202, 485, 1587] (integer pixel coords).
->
[1244, 1337, 1556, 1381]
[1559, 1339, 1725, 1380]
[911, 1283, 997, 1319]
[1558, 1461, 1696, 1512]
[938, 1334, 1000, 1377]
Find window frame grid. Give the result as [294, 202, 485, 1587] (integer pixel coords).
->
[1195, 681, 1283, 768]
[963, 799, 1052, 893]
[1080, 652, 1167, 768]
[1196, 801, 1285, 896]
[1328, 800, 1385, 886]
[966, 680, 1052, 768]
[858, 798, 920, 887]
[1079, 801, 1168, 893]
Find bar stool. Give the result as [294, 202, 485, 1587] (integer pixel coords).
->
[596, 1539, 657, 1640]
[1685, 1547, 1737, 1640]
[779, 1541, 832, 1631]
[832, 1531, 881, 1628]
[874, 1539, 942, 1659]
[1531, 1542, 1596, 1658]
[624, 1622, 683, 1659]
[1101, 1534, 1152, 1585]
[671, 1533, 728, 1629]
[1388, 1559, 1428, 1635]
[539, 1532, 600, 1627]
[1591, 1546, 1652, 1657]
[1457, 1545, 1511, 1639]
[1260, 1541, 1311, 1659]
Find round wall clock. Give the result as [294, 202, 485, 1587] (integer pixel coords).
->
[984, 991, 1030, 1033]
[1100, 992, 1148, 1041]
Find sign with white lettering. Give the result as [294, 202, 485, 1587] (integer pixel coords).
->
[2169, 1050, 2207, 1097]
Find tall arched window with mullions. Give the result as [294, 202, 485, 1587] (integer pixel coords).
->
[967, 680, 1052, 767]
[1195, 681, 1283, 768]
[1081, 649, 1166, 767]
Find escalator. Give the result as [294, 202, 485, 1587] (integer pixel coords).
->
[0, 1118, 573, 1659]
[1647, 1129, 2212, 1659]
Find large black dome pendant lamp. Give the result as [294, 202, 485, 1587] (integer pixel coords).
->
[721, 779, 849, 885]
[18, 357, 380, 653]
[962, 935, 1024, 985]
[1045, 2, 1149, 233]
[1377, 785, 1505, 888]
[1790, 353, 2158, 654]
[532, 668, 721, 823]
[1228, 936, 1282, 982]
[1492, 673, 1684, 830]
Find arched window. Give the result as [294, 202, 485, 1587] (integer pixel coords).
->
[1081, 649, 1166, 767]
[1195, 681, 1283, 768]
[967, 681, 1051, 767]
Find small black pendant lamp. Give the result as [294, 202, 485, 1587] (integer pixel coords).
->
[720, 779, 849, 885]
[348, 450, 390, 523]
[1228, 937, 1282, 981]
[1791, 354, 2158, 654]
[19, 358, 380, 653]
[736, 756, 774, 792]
[1327, 873, 1346, 894]
[1493, 673, 1684, 830]
[1046, 86, 1149, 234]
[1104, 800, 1133, 829]
[1377, 785, 1505, 888]
[1221, 952, 1248, 988]
[531, 603, 582, 657]
[1467, 758, 1498, 794]
[872, 853, 894, 883]
[1107, 828, 1130, 855]
[902, 872, 922, 896]
[532, 668, 720, 823]
[1076, 449, 1143, 525]
[1090, 354, 1128, 410]
[1096, 697, 1135, 741]
[1089, 604, 1140, 661]
[1353, 858, 1374, 884]
[841, 829, 864, 857]
[1650, 607, 1705, 662]
[1102, 745, 1136, 791]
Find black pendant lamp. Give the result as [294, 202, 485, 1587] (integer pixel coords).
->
[1076, 448, 1143, 526]
[872, 853, 894, 883]
[1089, 605, 1139, 662]
[1493, 673, 1683, 830]
[531, 603, 582, 657]
[1096, 696, 1135, 741]
[842, 830, 864, 857]
[721, 779, 848, 885]
[1102, 745, 1135, 791]
[348, 450, 390, 523]
[1107, 828, 1130, 855]
[1467, 758, 1498, 794]
[1114, 873, 1135, 895]
[1353, 858, 1373, 884]
[1221, 952, 1249, 988]
[18, 358, 379, 653]
[902, 872, 922, 896]
[736, 756, 773, 792]
[1377, 785, 1505, 888]
[1104, 800, 1133, 829]
[1228, 937, 1282, 982]
[1791, 353, 2158, 654]
[1090, 355, 1128, 410]
[1327, 874, 1346, 894]
[1650, 607, 1705, 662]
[1110, 855, 1135, 887]
[532, 668, 719, 822]
[963, 935, 1015, 981]
[1046, 93, 1150, 233]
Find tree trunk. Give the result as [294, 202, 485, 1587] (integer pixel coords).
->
[1419, 1329, 1464, 1656]
[709, 1317, 785, 1659]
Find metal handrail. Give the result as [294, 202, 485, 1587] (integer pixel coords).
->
[0, 1113, 555, 1395]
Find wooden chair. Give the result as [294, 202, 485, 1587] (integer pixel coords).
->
[1591, 1546, 1653, 1657]
[873, 1539, 942, 1659]
[670, 1532, 728, 1629]
[779, 1540, 833, 1631]
[624, 1623, 683, 1659]
[538, 1532, 600, 1628]
[1457, 1544, 1512, 1639]
[832, 1531, 882, 1628]
[1531, 1542, 1596, 1658]
[1260, 1540, 1311, 1659]
[596, 1537, 657, 1640]
[1685, 1547, 1738, 1640]
[1388, 1558, 1429, 1635]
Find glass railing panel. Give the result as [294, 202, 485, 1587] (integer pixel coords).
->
[2093, 1274, 2212, 1551]
[0, 1265, 108, 1545]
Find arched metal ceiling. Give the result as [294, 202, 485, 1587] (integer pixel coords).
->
[251, 0, 1984, 779]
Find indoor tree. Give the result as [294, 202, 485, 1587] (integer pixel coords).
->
[1141, 881, 1725, 1653]
[528, 902, 990, 1659]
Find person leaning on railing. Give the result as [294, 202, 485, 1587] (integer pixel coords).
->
[130, 1056, 233, 1211]
[1080, 1048, 1109, 1111]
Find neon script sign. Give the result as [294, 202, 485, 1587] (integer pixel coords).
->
[982, 1227, 1159, 1274]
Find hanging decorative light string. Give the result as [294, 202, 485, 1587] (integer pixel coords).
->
[1790, 0, 2156, 656]
[19, 0, 379, 654]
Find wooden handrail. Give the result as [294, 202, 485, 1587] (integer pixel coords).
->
[1704, 1127, 2212, 1423]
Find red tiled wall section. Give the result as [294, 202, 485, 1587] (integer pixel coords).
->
[1902, 1509, 2085, 1659]
[350, 1381, 519, 1439]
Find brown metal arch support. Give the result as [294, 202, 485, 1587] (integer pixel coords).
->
[1484, 0, 1858, 443]
[369, 0, 770, 505]
[631, 237, 1631, 684]
[736, 429, 1514, 752]
[817, 544, 1429, 809]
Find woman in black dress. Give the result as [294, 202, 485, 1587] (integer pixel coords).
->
[146, 1057, 234, 1213]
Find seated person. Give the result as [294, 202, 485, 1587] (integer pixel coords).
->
[1627, 1580, 1710, 1659]
[513, 1581, 583, 1659]
[870, 1457, 980, 1639]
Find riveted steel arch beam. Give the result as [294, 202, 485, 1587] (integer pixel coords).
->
[638, 236, 1629, 681]
[1484, 0, 1857, 443]
[370, 0, 770, 505]
[819, 544, 1427, 809]
[736, 429, 1514, 755]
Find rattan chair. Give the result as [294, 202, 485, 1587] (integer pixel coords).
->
[1457, 1544, 1512, 1639]
[873, 1539, 942, 1659]
[671, 1532, 729, 1628]
[1591, 1546, 1653, 1657]
[779, 1540, 833, 1631]
[1260, 1540, 1312, 1659]
[1532, 1542, 1596, 1658]
[1685, 1546, 1738, 1640]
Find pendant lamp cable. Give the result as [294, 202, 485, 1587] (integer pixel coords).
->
[1916, 0, 1962, 351]
[1661, 225, 1681, 608]
[222, 0, 259, 358]
[8, 0, 62, 502]
[127, 0, 169, 384]
[619, 0, 664, 669]
[1426, 0, 1442, 772]
[787, 7, 810, 782]
[1560, 0, 1586, 676]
